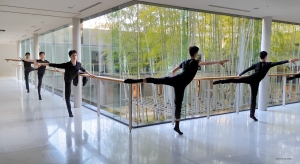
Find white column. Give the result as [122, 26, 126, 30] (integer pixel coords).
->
[258, 16, 272, 111]
[33, 33, 39, 88]
[72, 18, 82, 108]
[17, 41, 22, 80]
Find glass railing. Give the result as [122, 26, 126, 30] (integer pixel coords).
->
[13, 64, 300, 131]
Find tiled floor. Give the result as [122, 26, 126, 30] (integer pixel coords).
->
[0, 77, 300, 164]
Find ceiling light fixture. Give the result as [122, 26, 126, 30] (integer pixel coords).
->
[253, 7, 259, 9]
[68, 6, 73, 9]
[208, 5, 250, 12]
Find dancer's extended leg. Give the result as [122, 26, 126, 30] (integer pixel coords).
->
[287, 74, 300, 81]
[213, 76, 252, 85]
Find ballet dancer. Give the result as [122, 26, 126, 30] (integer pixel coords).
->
[37, 50, 96, 117]
[213, 51, 299, 121]
[6, 52, 36, 93]
[124, 46, 229, 135]
[20, 52, 50, 100]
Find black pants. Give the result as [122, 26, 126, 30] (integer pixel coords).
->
[24, 71, 30, 91]
[219, 75, 260, 115]
[146, 76, 187, 119]
[38, 74, 44, 95]
[65, 82, 72, 114]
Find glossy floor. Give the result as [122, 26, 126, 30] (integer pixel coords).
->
[0, 77, 300, 164]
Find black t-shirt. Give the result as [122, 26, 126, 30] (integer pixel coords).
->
[36, 59, 49, 75]
[177, 59, 199, 85]
[239, 60, 289, 80]
[49, 61, 86, 83]
[22, 60, 34, 72]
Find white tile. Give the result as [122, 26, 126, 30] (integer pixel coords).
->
[0, 77, 300, 164]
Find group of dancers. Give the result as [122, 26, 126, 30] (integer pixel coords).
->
[125, 46, 300, 135]
[6, 50, 95, 117]
[5, 46, 300, 135]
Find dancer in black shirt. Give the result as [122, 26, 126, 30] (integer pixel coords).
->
[6, 52, 36, 93]
[21, 52, 50, 100]
[37, 50, 96, 117]
[213, 51, 299, 121]
[124, 46, 229, 135]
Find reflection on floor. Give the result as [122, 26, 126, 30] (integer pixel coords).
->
[0, 77, 299, 164]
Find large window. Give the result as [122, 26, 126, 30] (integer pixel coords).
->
[81, 2, 262, 125]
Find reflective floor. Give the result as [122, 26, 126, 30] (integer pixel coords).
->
[0, 77, 300, 164]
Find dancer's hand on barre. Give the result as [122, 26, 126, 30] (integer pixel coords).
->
[54, 68, 59, 72]
[219, 60, 229, 67]
[289, 58, 299, 64]
[236, 75, 241, 78]
[5, 59, 9, 62]
[297, 71, 300, 74]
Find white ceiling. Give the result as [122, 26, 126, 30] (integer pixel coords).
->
[1, 0, 300, 44]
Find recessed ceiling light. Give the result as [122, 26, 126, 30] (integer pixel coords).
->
[253, 7, 259, 9]
[68, 6, 73, 9]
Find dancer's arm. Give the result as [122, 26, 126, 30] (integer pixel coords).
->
[198, 60, 229, 66]
[238, 64, 256, 76]
[38, 63, 68, 69]
[171, 66, 181, 76]
[80, 65, 96, 78]
[5, 59, 22, 62]
[270, 58, 299, 67]
[19, 58, 35, 63]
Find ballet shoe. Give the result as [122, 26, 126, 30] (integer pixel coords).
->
[39, 95, 42, 100]
[250, 115, 258, 121]
[124, 79, 143, 84]
[69, 113, 73, 117]
[174, 127, 183, 135]
[27, 90, 29, 93]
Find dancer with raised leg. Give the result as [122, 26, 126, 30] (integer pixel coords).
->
[20, 52, 50, 100]
[6, 52, 36, 93]
[37, 50, 96, 117]
[213, 51, 299, 121]
[124, 46, 229, 135]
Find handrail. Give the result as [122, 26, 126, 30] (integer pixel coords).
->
[269, 73, 299, 76]
[15, 65, 300, 81]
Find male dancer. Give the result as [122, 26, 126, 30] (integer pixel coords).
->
[213, 51, 299, 121]
[124, 46, 229, 135]
[21, 52, 49, 100]
[6, 52, 36, 93]
[37, 50, 96, 117]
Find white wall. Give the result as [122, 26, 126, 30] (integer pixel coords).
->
[0, 44, 17, 77]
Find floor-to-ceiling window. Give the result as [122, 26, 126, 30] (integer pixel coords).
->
[269, 22, 300, 106]
[81, 2, 262, 126]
